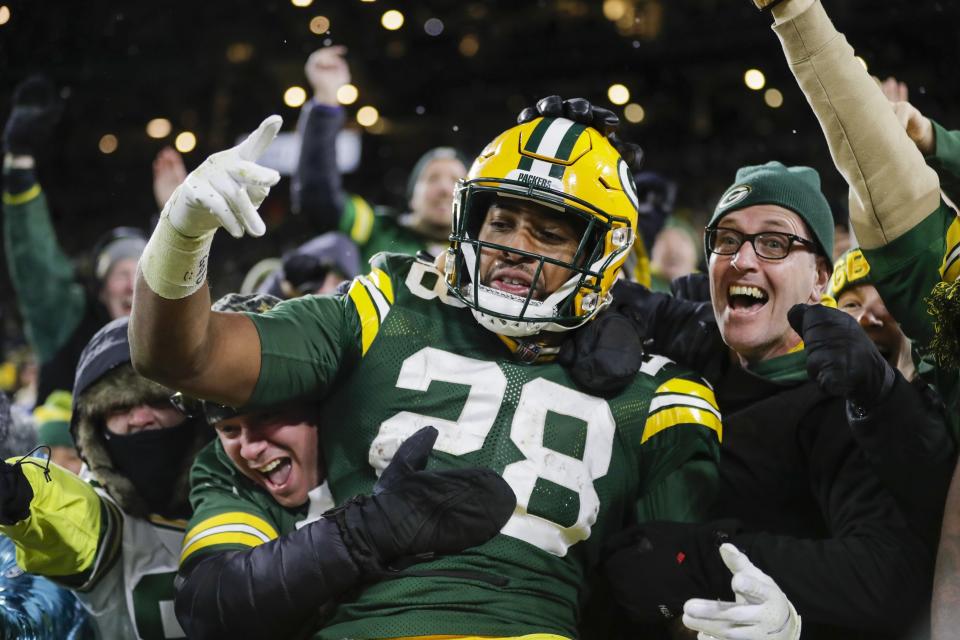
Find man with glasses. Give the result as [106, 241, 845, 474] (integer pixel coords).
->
[563, 161, 930, 639]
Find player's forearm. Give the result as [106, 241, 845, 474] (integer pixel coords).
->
[933, 459, 960, 639]
[129, 272, 214, 392]
[771, 0, 940, 249]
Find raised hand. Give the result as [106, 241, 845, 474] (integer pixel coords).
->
[152, 146, 188, 210]
[879, 76, 935, 155]
[787, 303, 896, 409]
[3, 75, 63, 157]
[165, 115, 282, 239]
[305, 45, 350, 106]
[517, 95, 643, 171]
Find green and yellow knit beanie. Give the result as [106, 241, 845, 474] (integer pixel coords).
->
[708, 161, 834, 261]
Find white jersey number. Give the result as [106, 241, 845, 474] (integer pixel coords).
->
[369, 347, 616, 556]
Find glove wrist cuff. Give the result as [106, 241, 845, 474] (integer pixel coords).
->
[139, 212, 215, 300]
[324, 497, 388, 578]
[787, 599, 802, 640]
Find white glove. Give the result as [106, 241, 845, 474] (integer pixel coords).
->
[140, 115, 282, 299]
[166, 114, 282, 238]
[682, 543, 801, 640]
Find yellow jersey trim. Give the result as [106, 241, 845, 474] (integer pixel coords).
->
[349, 279, 380, 356]
[654, 377, 715, 401]
[3, 183, 41, 206]
[941, 216, 960, 282]
[180, 532, 271, 564]
[644, 377, 723, 443]
[643, 406, 723, 444]
[181, 511, 279, 563]
[370, 267, 395, 304]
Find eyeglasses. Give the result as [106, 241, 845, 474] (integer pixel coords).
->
[705, 227, 817, 260]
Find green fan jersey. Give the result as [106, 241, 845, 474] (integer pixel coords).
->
[861, 199, 960, 422]
[246, 252, 721, 639]
[341, 195, 447, 263]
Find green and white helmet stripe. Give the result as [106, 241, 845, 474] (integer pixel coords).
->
[516, 117, 587, 181]
[618, 158, 639, 211]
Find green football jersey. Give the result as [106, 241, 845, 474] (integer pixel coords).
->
[248, 253, 721, 639]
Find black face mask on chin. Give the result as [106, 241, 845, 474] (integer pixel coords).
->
[102, 419, 197, 517]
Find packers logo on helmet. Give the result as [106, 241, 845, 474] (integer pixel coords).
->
[445, 116, 639, 337]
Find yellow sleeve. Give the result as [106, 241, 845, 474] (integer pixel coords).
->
[0, 458, 108, 578]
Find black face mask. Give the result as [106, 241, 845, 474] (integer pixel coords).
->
[102, 419, 197, 516]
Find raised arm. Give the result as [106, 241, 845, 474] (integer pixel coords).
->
[2, 76, 87, 365]
[291, 46, 350, 232]
[130, 117, 282, 407]
[767, 0, 941, 249]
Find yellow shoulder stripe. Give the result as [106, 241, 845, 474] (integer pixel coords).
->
[349, 195, 375, 245]
[348, 268, 395, 356]
[3, 183, 41, 206]
[349, 279, 380, 355]
[941, 216, 960, 282]
[369, 267, 395, 304]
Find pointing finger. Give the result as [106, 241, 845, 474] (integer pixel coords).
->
[236, 115, 283, 162]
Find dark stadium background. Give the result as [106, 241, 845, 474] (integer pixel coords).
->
[1, 0, 958, 345]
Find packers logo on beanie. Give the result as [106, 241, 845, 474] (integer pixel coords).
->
[708, 161, 834, 261]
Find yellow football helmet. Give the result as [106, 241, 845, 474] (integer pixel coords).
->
[445, 116, 639, 337]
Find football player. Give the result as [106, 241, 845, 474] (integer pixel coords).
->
[172, 294, 516, 639]
[130, 113, 722, 638]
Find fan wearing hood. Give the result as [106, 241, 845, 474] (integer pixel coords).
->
[0, 316, 210, 640]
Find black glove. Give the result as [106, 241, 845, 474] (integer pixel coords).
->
[3, 76, 63, 156]
[788, 303, 896, 408]
[560, 280, 677, 393]
[281, 252, 330, 296]
[561, 278, 726, 392]
[0, 459, 33, 525]
[670, 272, 711, 303]
[517, 95, 644, 171]
[326, 426, 516, 575]
[603, 519, 740, 622]
[634, 172, 678, 252]
[559, 310, 646, 394]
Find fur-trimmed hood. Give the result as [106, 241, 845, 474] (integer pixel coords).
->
[71, 317, 210, 519]
[73, 364, 209, 519]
